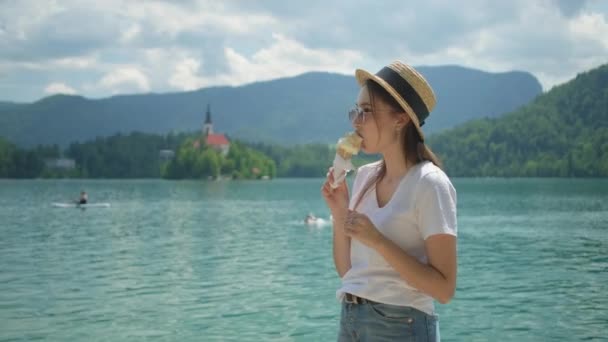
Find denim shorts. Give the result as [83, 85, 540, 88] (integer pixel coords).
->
[338, 297, 439, 341]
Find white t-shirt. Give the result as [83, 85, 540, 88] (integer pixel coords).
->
[336, 160, 457, 315]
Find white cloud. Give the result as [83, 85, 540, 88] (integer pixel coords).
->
[169, 58, 205, 90]
[0, 55, 98, 71]
[200, 33, 363, 87]
[569, 12, 608, 49]
[52, 56, 98, 69]
[1, 0, 607, 101]
[384, 2, 608, 90]
[120, 24, 141, 44]
[99, 67, 150, 93]
[0, 0, 67, 41]
[120, 1, 277, 37]
[166, 34, 363, 90]
[44, 82, 77, 95]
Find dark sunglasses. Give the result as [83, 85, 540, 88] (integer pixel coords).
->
[348, 105, 372, 124]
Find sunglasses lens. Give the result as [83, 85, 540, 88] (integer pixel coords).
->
[348, 108, 357, 122]
[348, 106, 367, 123]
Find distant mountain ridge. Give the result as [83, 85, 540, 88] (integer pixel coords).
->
[0, 65, 542, 147]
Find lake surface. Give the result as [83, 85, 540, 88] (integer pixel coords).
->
[0, 178, 606, 341]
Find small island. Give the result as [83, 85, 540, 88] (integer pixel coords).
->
[161, 105, 276, 180]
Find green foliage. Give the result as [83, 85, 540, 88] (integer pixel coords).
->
[247, 142, 332, 177]
[162, 138, 276, 180]
[243, 141, 378, 178]
[65, 131, 189, 178]
[0, 137, 46, 178]
[429, 64, 608, 177]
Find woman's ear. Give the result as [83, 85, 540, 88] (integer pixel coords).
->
[394, 112, 410, 130]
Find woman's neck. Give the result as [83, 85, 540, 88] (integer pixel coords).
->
[381, 143, 410, 182]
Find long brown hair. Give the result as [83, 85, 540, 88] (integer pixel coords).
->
[353, 80, 442, 210]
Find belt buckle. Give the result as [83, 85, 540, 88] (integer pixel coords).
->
[345, 293, 360, 304]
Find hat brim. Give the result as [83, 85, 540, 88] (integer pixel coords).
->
[355, 68, 425, 141]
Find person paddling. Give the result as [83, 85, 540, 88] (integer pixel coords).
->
[77, 191, 88, 205]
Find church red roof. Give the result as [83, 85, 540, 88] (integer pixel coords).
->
[206, 134, 229, 146]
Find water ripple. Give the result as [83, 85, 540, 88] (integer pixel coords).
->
[0, 178, 607, 341]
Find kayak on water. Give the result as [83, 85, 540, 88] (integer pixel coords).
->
[52, 202, 111, 208]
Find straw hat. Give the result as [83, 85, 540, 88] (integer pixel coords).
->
[355, 61, 436, 141]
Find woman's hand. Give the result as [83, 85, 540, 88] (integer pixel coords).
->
[344, 210, 385, 249]
[321, 167, 349, 220]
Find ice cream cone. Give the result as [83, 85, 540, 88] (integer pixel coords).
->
[330, 132, 362, 188]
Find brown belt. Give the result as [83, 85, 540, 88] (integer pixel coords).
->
[344, 293, 372, 305]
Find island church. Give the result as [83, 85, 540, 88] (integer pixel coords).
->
[193, 104, 230, 156]
[160, 105, 230, 161]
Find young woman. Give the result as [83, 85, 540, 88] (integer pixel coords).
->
[322, 61, 457, 341]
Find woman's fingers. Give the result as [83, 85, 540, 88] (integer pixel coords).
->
[322, 180, 331, 192]
[346, 210, 363, 227]
[323, 166, 349, 200]
[343, 219, 356, 236]
[321, 181, 334, 199]
[343, 211, 361, 236]
[322, 168, 337, 193]
[321, 187, 330, 197]
[327, 167, 335, 183]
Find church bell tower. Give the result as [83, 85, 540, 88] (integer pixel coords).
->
[203, 104, 213, 136]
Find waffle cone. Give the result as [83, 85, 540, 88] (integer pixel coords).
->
[337, 147, 353, 159]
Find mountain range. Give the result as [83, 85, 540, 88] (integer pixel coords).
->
[429, 63, 608, 177]
[0, 65, 542, 147]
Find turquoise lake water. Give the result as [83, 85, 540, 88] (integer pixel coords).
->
[0, 178, 606, 341]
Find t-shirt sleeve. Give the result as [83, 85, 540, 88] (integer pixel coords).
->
[417, 171, 457, 240]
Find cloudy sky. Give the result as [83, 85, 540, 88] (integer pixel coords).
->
[1, 0, 607, 102]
